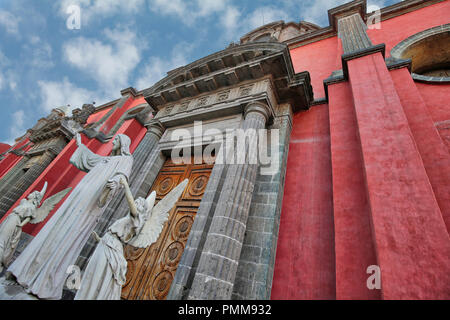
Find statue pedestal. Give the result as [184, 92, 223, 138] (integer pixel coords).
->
[0, 276, 38, 300]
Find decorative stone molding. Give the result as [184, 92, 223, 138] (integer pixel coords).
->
[142, 42, 313, 113]
[287, 0, 443, 50]
[341, 43, 386, 78]
[239, 20, 320, 45]
[390, 23, 450, 83]
[158, 114, 243, 152]
[153, 77, 277, 128]
[120, 87, 138, 97]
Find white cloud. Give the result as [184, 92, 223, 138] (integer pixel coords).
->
[219, 5, 292, 43]
[38, 77, 98, 113]
[25, 39, 54, 69]
[63, 27, 142, 95]
[220, 6, 241, 41]
[7, 110, 26, 145]
[58, 0, 145, 25]
[299, 0, 348, 26]
[0, 10, 20, 34]
[135, 42, 195, 90]
[148, 0, 233, 26]
[0, 50, 17, 92]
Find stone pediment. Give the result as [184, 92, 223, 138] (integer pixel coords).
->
[143, 42, 313, 113]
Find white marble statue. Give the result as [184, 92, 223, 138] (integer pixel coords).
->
[74, 177, 189, 300]
[0, 182, 71, 273]
[8, 133, 134, 300]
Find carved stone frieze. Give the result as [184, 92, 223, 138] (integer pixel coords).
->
[153, 77, 278, 128]
[143, 42, 313, 113]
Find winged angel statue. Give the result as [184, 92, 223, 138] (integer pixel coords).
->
[75, 177, 189, 300]
[0, 182, 71, 273]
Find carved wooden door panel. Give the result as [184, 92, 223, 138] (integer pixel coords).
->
[121, 157, 214, 300]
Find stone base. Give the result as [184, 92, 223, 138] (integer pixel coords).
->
[0, 276, 38, 300]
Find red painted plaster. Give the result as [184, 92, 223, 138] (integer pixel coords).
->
[367, 0, 450, 56]
[272, 105, 335, 300]
[290, 36, 342, 99]
[0, 138, 32, 180]
[390, 67, 450, 233]
[328, 82, 380, 300]
[86, 107, 111, 124]
[0, 143, 10, 154]
[347, 52, 450, 299]
[414, 82, 450, 152]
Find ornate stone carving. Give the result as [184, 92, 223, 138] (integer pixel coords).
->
[0, 183, 70, 273]
[143, 42, 313, 112]
[217, 90, 230, 102]
[74, 178, 189, 300]
[239, 84, 254, 97]
[8, 134, 134, 300]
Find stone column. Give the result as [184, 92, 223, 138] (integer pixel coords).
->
[75, 121, 166, 271]
[0, 150, 56, 218]
[188, 101, 272, 300]
[232, 104, 293, 300]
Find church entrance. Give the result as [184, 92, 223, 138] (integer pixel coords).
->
[121, 156, 214, 300]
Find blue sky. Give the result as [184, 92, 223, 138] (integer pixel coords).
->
[0, 0, 399, 145]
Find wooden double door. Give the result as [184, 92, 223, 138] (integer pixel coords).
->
[121, 157, 214, 300]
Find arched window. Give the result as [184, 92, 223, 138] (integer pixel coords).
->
[391, 24, 450, 83]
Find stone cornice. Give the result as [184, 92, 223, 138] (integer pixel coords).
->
[142, 42, 313, 113]
[153, 77, 278, 128]
[120, 87, 138, 97]
[286, 0, 444, 49]
[378, 0, 445, 22]
[341, 43, 386, 78]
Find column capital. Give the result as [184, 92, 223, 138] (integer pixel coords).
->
[244, 101, 272, 124]
[146, 120, 165, 138]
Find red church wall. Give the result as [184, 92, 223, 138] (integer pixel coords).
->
[0, 143, 10, 154]
[415, 82, 450, 152]
[390, 68, 450, 233]
[290, 37, 342, 99]
[367, 0, 450, 56]
[274, 0, 450, 300]
[86, 107, 111, 124]
[99, 96, 147, 135]
[271, 105, 335, 300]
[347, 52, 450, 299]
[0, 138, 32, 180]
[327, 82, 380, 300]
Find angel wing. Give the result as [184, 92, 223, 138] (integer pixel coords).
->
[129, 179, 189, 248]
[30, 187, 72, 224]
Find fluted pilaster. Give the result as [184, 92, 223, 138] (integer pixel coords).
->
[187, 101, 271, 300]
